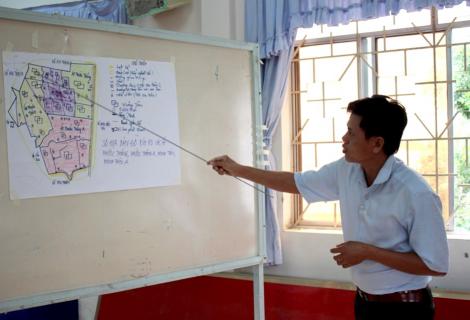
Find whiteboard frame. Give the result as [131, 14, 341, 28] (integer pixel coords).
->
[0, 7, 266, 319]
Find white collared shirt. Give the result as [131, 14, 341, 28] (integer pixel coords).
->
[294, 155, 449, 294]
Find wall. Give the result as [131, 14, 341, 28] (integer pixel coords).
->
[132, 0, 244, 41]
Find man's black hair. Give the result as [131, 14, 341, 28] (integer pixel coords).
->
[347, 95, 408, 156]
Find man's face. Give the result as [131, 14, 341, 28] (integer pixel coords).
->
[341, 114, 379, 164]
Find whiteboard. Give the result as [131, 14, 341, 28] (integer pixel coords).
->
[4, 51, 182, 199]
[0, 7, 265, 313]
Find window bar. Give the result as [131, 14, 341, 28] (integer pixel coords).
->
[438, 111, 460, 138]
[466, 138, 469, 167]
[332, 117, 336, 142]
[289, 89, 307, 95]
[404, 49, 408, 76]
[465, 43, 467, 71]
[431, 6, 438, 33]
[370, 37, 377, 96]
[333, 202, 338, 228]
[292, 118, 310, 143]
[406, 140, 410, 166]
[432, 19, 439, 193]
[414, 113, 436, 138]
[356, 21, 367, 97]
[314, 143, 318, 168]
[403, 137, 467, 142]
[359, 55, 378, 77]
[357, 31, 363, 98]
[416, 80, 455, 85]
[436, 17, 457, 46]
[394, 76, 398, 99]
[298, 137, 469, 145]
[313, 58, 316, 83]
[294, 42, 468, 64]
[293, 35, 307, 57]
[291, 48, 303, 224]
[446, 28, 455, 228]
[411, 22, 434, 47]
[382, 26, 387, 51]
[330, 32, 334, 56]
[303, 203, 311, 215]
[338, 55, 356, 81]
[293, 202, 311, 227]
[422, 173, 458, 177]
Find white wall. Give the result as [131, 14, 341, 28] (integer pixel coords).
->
[132, 0, 244, 41]
[132, 0, 202, 36]
[0, 0, 244, 41]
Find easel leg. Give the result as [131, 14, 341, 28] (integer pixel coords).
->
[253, 263, 265, 320]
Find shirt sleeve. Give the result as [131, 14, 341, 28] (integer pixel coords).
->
[294, 160, 341, 203]
[408, 191, 449, 273]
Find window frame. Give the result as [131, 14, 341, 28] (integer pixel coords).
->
[290, 7, 470, 231]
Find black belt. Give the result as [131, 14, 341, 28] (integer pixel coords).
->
[356, 287, 432, 303]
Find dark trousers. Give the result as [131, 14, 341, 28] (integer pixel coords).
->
[354, 291, 435, 320]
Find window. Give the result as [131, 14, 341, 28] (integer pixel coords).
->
[290, 3, 470, 232]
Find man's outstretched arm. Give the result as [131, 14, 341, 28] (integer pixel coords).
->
[207, 155, 299, 194]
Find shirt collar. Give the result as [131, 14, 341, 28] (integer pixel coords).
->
[352, 155, 396, 187]
[371, 155, 396, 186]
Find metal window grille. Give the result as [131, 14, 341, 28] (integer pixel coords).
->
[290, 6, 470, 231]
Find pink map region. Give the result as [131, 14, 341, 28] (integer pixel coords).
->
[40, 115, 92, 179]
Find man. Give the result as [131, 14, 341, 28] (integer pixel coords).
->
[208, 95, 448, 319]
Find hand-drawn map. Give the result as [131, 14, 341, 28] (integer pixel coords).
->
[9, 62, 95, 180]
[3, 51, 181, 199]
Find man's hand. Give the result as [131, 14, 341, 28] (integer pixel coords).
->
[331, 241, 447, 275]
[330, 241, 371, 268]
[207, 155, 240, 176]
[207, 155, 299, 194]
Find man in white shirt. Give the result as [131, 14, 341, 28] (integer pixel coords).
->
[208, 95, 448, 319]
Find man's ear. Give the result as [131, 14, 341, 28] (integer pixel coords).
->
[371, 136, 385, 154]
